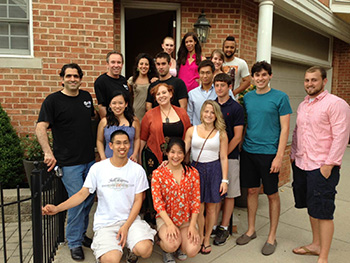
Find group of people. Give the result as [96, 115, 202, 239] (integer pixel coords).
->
[38, 33, 350, 263]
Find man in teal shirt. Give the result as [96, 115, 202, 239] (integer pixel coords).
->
[236, 61, 292, 256]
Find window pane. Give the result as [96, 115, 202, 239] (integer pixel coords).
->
[9, 6, 27, 18]
[0, 6, 7, 18]
[0, 22, 8, 34]
[11, 23, 27, 35]
[10, 0, 28, 4]
[11, 36, 28, 49]
[0, 36, 9, 48]
[0, 0, 7, 4]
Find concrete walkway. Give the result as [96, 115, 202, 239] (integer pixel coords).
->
[53, 148, 350, 263]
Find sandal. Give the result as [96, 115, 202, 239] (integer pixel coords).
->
[201, 244, 212, 255]
[293, 246, 319, 256]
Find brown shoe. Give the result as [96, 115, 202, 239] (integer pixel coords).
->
[236, 232, 257, 245]
[261, 240, 277, 256]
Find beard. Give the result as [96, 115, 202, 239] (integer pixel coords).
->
[159, 71, 169, 77]
[225, 52, 234, 59]
[306, 84, 324, 97]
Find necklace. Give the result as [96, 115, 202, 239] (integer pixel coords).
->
[160, 106, 171, 123]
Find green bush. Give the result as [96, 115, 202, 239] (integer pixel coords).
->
[20, 132, 53, 161]
[0, 104, 24, 188]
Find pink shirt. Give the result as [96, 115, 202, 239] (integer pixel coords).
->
[291, 90, 350, 170]
[178, 53, 200, 92]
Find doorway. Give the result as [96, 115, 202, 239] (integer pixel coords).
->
[125, 9, 176, 77]
[121, 1, 181, 78]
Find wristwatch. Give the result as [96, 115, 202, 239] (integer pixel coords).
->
[222, 179, 229, 184]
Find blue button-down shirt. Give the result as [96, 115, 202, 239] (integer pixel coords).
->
[187, 84, 234, 125]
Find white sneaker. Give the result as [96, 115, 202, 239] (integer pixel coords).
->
[175, 248, 187, 261]
[162, 251, 176, 263]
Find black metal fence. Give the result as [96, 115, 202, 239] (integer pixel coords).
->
[0, 163, 67, 263]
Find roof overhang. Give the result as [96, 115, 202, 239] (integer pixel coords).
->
[273, 0, 350, 43]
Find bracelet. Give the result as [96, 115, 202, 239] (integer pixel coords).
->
[222, 179, 229, 184]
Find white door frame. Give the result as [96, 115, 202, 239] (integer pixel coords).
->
[120, 0, 181, 76]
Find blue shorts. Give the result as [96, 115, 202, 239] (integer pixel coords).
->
[292, 162, 340, 220]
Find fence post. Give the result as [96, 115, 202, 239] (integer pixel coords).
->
[57, 179, 66, 243]
[31, 162, 43, 263]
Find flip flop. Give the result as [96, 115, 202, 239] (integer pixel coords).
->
[201, 244, 212, 255]
[293, 246, 319, 256]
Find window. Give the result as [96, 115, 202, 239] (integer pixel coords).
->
[0, 0, 30, 55]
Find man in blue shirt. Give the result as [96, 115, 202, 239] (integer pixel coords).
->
[236, 61, 292, 256]
[187, 60, 233, 125]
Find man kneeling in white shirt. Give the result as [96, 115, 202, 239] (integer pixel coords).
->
[42, 129, 156, 263]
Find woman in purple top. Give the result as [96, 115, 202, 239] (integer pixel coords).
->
[96, 90, 140, 162]
[177, 32, 205, 92]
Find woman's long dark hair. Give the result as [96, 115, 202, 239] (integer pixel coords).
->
[106, 90, 134, 127]
[166, 138, 192, 174]
[132, 53, 158, 83]
[177, 32, 202, 68]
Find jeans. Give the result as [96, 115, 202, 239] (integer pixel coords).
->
[61, 160, 95, 249]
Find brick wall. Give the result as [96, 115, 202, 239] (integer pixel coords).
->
[0, 0, 261, 136]
[0, 0, 115, 135]
[318, 0, 329, 8]
[332, 38, 350, 105]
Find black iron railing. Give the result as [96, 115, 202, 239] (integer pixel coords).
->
[0, 163, 66, 263]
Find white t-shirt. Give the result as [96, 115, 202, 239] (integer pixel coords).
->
[223, 57, 250, 91]
[83, 159, 149, 231]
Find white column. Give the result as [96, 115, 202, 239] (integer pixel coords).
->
[256, 0, 274, 63]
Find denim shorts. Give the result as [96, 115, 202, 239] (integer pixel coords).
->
[292, 162, 340, 220]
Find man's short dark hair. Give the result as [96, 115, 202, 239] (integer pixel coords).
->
[198, 59, 215, 73]
[155, 51, 171, 63]
[225, 36, 235, 42]
[223, 36, 236, 47]
[214, 73, 232, 86]
[306, 66, 327, 80]
[110, 129, 130, 143]
[106, 51, 124, 63]
[251, 61, 272, 76]
[59, 63, 83, 79]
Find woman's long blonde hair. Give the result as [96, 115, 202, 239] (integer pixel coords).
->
[200, 100, 226, 135]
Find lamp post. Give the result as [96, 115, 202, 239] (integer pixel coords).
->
[194, 10, 211, 43]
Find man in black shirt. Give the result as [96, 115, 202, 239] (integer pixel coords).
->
[36, 63, 96, 261]
[94, 51, 130, 117]
[146, 52, 188, 111]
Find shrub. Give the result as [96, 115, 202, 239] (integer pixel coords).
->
[0, 104, 24, 188]
[21, 134, 44, 161]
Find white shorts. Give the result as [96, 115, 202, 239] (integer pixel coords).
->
[226, 159, 241, 198]
[91, 216, 156, 260]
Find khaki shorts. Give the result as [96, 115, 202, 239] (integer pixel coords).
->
[156, 217, 197, 231]
[226, 159, 241, 198]
[91, 217, 156, 261]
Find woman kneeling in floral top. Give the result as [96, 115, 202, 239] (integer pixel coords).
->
[151, 138, 201, 263]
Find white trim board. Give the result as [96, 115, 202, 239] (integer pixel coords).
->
[272, 47, 332, 68]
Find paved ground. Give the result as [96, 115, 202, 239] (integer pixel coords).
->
[8, 147, 350, 263]
[0, 221, 33, 263]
